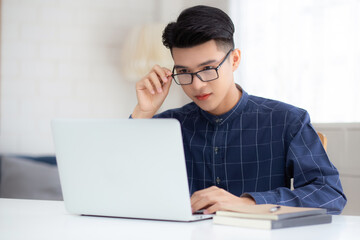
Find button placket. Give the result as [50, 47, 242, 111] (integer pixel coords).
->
[216, 177, 221, 185]
[215, 118, 223, 124]
[212, 122, 225, 188]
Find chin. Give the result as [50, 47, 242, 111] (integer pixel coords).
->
[194, 101, 217, 113]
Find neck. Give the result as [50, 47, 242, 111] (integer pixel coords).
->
[209, 83, 242, 116]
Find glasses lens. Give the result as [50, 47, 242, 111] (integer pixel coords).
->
[197, 69, 218, 81]
[173, 74, 192, 85]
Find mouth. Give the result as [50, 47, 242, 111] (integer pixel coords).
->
[195, 93, 212, 101]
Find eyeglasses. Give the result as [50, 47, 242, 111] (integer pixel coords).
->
[171, 49, 234, 85]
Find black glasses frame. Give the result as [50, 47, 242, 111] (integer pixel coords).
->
[171, 49, 234, 85]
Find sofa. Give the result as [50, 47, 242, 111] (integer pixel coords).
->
[0, 155, 63, 200]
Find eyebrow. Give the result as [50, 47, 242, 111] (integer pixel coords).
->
[174, 59, 217, 69]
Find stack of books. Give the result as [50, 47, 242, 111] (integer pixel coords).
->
[213, 204, 332, 230]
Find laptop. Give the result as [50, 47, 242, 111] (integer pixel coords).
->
[51, 119, 212, 222]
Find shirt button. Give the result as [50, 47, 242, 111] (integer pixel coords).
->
[215, 118, 223, 123]
[216, 177, 221, 185]
[214, 147, 219, 154]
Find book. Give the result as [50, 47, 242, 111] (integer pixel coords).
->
[215, 204, 327, 220]
[213, 213, 332, 230]
[213, 204, 331, 230]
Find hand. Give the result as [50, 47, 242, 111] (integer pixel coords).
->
[132, 65, 173, 118]
[190, 186, 256, 214]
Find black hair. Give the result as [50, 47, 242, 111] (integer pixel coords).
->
[162, 5, 235, 52]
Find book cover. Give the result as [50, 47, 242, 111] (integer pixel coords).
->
[213, 214, 332, 230]
[216, 204, 327, 220]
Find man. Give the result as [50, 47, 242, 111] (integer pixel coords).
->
[131, 5, 346, 214]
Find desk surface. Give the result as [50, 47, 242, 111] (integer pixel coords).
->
[1, 198, 359, 240]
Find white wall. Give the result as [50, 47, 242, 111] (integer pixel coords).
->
[1, 0, 149, 154]
[231, 0, 360, 123]
[0, 0, 229, 155]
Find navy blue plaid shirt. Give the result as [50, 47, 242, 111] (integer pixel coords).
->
[153, 87, 346, 214]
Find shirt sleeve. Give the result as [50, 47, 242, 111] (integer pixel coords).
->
[244, 111, 347, 214]
[129, 109, 175, 119]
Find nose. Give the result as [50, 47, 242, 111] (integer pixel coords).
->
[191, 74, 207, 89]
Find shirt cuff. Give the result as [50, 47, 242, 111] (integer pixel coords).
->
[241, 192, 278, 205]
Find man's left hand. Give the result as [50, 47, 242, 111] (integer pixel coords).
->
[190, 186, 256, 214]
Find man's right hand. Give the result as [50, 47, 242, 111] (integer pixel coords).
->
[131, 65, 173, 119]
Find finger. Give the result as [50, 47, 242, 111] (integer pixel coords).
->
[191, 190, 218, 212]
[149, 72, 163, 93]
[191, 195, 217, 213]
[153, 65, 169, 84]
[191, 187, 222, 212]
[191, 187, 217, 207]
[204, 202, 224, 214]
[161, 67, 173, 85]
[143, 78, 155, 95]
[162, 67, 173, 79]
[191, 186, 219, 200]
[162, 74, 172, 93]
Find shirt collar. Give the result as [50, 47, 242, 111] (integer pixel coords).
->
[200, 84, 249, 126]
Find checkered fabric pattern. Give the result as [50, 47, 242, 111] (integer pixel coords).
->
[154, 87, 346, 214]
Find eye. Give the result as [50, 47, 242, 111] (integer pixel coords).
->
[177, 69, 188, 74]
[203, 66, 215, 70]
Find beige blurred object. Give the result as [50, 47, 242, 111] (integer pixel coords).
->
[317, 132, 327, 151]
[121, 23, 173, 81]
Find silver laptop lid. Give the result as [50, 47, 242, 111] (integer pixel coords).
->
[51, 119, 205, 221]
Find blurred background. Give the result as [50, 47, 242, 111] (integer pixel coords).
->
[0, 0, 359, 215]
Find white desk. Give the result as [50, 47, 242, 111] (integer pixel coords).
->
[1, 198, 359, 240]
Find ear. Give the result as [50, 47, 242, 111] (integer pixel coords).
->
[231, 48, 241, 72]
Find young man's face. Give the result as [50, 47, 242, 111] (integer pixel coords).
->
[172, 40, 241, 115]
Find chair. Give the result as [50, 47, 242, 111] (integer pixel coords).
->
[317, 132, 327, 151]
